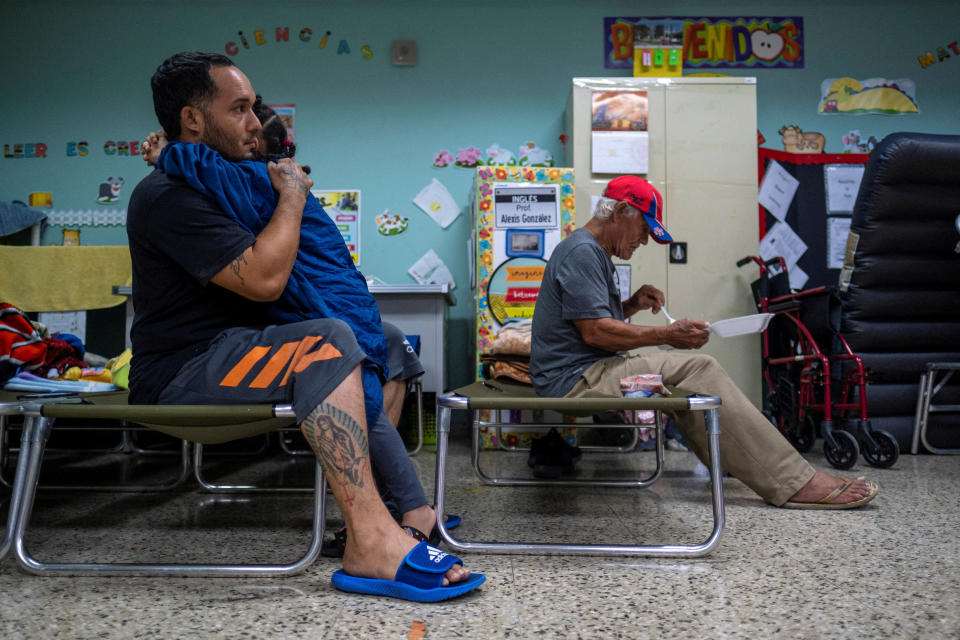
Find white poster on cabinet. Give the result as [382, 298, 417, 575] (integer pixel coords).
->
[591, 90, 649, 174]
[591, 131, 650, 174]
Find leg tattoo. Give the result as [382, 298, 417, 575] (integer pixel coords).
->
[302, 403, 369, 488]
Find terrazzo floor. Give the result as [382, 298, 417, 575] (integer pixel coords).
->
[1, 427, 958, 639]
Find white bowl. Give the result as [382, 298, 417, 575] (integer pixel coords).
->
[707, 313, 774, 338]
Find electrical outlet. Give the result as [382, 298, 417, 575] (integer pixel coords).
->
[392, 40, 417, 66]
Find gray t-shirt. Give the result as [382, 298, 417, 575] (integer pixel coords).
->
[531, 228, 623, 397]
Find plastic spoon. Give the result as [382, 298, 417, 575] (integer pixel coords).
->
[658, 307, 676, 350]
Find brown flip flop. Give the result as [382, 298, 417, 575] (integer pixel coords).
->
[779, 479, 879, 510]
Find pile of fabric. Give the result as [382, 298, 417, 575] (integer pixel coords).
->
[1, 302, 128, 393]
[480, 320, 532, 384]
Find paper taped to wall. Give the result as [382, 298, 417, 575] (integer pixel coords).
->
[413, 178, 461, 228]
[758, 160, 799, 221]
[408, 249, 456, 289]
[759, 221, 807, 271]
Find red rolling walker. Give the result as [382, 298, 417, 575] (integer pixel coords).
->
[737, 255, 899, 469]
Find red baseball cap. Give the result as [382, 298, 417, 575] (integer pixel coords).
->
[603, 176, 672, 245]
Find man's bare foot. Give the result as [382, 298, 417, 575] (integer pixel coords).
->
[786, 472, 876, 505]
[341, 524, 470, 587]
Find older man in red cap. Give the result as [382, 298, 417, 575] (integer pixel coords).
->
[530, 176, 878, 509]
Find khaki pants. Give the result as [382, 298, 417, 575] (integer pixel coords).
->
[567, 352, 815, 506]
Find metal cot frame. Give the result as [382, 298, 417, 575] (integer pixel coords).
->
[432, 380, 725, 557]
[192, 377, 425, 492]
[0, 397, 326, 577]
[912, 362, 960, 454]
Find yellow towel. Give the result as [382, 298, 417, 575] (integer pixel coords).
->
[0, 245, 131, 311]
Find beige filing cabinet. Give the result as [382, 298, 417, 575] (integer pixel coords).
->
[565, 77, 762, 405]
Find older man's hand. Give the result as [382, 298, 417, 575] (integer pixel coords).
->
[624, 284, 665, 317]
[665, 318, 710, 349]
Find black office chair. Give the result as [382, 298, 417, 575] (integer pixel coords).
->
[838, 132, 960, 452]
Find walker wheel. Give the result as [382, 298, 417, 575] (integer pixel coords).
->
[824, 431, 859, 470]
[789, 415, 818, 453]
[861, 429, 899, 468]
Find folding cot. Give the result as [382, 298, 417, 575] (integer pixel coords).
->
[431, 379, 725, 557]
[192, 376, 424, 492]
[0, 392, 193, 493]
[1, 379, 725, 573]
[0, 393, 325, 576]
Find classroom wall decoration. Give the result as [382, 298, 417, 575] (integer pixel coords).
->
[631, 20, 683, 77]
[29, 192, 52, 207]
[432, 150, 454, 167]
[778, 125, 825, 154]
[841, 130, 878, 153]
[591, 90, 649, 173]
[45, 210, 127, 227]
[312, 189, 361, 264]
[605, 16, 804, 70]
[413, 179, 460, 228]
[917, 40, 959, 68]
[455, 147, 483, 168]
[66, 142, 89, 157]
[375, 211, 408, 236]
[95, 177, 124, 204]
[4, 141, 145, 158]
[473, 165, 575, 361]
[224, 26, 373, 60]
[818, 77, 919, 115]
[3, 143, 48, 158]
[518, 142, 553, 166]
[432, 143, 554, 168]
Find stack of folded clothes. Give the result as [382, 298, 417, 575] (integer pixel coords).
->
[527, 428, 582, 478]
[481, 320, 533, 385]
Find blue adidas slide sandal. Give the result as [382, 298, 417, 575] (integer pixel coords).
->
[444, 514, 462, 529]
[331, 541, 485, 602]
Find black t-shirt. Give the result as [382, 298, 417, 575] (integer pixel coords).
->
[126, 169, 269, 404]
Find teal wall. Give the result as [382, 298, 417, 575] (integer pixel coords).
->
[2, 0, 958, 387]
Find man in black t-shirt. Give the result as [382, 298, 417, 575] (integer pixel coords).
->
[126, 52, 481, 601]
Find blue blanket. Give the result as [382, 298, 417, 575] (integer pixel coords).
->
[158, 143, 387, 424]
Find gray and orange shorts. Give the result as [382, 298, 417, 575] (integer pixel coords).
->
[158, 318, 366, 422]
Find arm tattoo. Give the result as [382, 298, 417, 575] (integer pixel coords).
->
[301, 403, 368, 488]
[229, 254, 247, 285]
[277, 162, 310, 198]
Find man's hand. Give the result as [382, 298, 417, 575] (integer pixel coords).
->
[141, 130, 168, 167]
[664, 318, 710, 349]
[623, 283, 665, 317]
[269, 158, 313, 200]
[210, 159, 309, 302]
